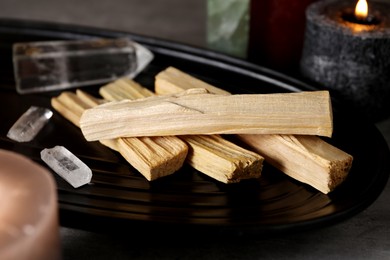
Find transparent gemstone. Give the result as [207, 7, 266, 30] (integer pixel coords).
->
[7, 106, 53, 142]
[13, 38, 153, 94]
[41, 146, 92, 188]
[131, 41, 154, 78]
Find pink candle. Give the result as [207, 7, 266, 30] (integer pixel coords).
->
[0, 149, 60, 260]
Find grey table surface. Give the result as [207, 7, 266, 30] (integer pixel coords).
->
[1, 0, 389, 259]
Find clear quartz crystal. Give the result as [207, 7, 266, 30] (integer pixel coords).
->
[7, 106, 53, 142]
[41, 146, 92, 188]
[132, 41, 154, 78]
[13, 38, 154, 94]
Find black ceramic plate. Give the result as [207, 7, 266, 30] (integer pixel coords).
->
[0, 19, 389, 236]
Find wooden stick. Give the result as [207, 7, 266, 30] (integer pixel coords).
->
[154, 67, 353, 193]
[80, 90, 333, 140]
[75, 89, 106, 107]
[238, 134, 352, 193]
[51, 90, 188, 181]
[181, 135, 263, 183]
[99, 79, 264, 183]
[116, 136, 189, 181]
[51, 93, 83, 127]
[100, 78, 154, 101]
[153, 66, 230, 96]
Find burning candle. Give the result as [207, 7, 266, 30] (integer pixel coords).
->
[300, 0, 390, 121]
[341, 0, 380, 26]
[0, 150, 60, 260]
[355, 0, 368, 21]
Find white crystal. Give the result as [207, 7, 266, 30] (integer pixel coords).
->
[41, 146, 92, 188]
[7, 106, 53, 142]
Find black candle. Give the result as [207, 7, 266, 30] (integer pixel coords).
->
[300, 0, 390, 121]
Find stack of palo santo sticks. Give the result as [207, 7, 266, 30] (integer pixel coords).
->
[52, 66, 353, 194]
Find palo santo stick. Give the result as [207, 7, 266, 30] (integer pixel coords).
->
[155, 66, 230, 95]
[80, 90, 333, 141]
[154, 67, 353, 193]
[99, 79, 264, 183]
[75, 89, 106, 107]
[181, 135, 263, 183]
[51, 90, 188, 181]
[75, 91, 189, 180]
[117, 136, 189, 180]
[238, 135, 352, 193]
[51, 92, 89, 127]
[52, 91, 119, 151]
[73, 90, 120, 151]
[100, 78, 155, 100]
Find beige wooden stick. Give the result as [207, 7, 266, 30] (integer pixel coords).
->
[75, 89, 106, 107]
[116, 136, 189, 180]
[76, 90, 189, 181]
[238, 134, 352, 193]
[57, 92, 90, 115]
[51, 90, 188, 181]
[154, 66, 353, 193]
[51, 94, 83, 127]
[99, 78, 264, 183]
[80, 90, 333, 141]
[181, 135, 263, 183]
[155, 66, 230, 95]
[100, 78, 154, 101]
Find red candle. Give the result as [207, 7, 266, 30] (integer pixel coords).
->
[248, 0, 316, 73]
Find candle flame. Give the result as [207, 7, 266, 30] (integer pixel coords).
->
[355, 0, 368, 20]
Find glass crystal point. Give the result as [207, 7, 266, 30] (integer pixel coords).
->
[13, 38, 153, 94]
[7, 106, 53, 142]
[41, 146, 92, 188]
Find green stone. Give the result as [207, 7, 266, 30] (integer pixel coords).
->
[207, 0, 250, 58]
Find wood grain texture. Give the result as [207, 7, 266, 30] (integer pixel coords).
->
[153, 67, 353, 193]
[99, 78, 264, 183]
[51, 90, 188, 181]
[80, 89, 333, 140]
